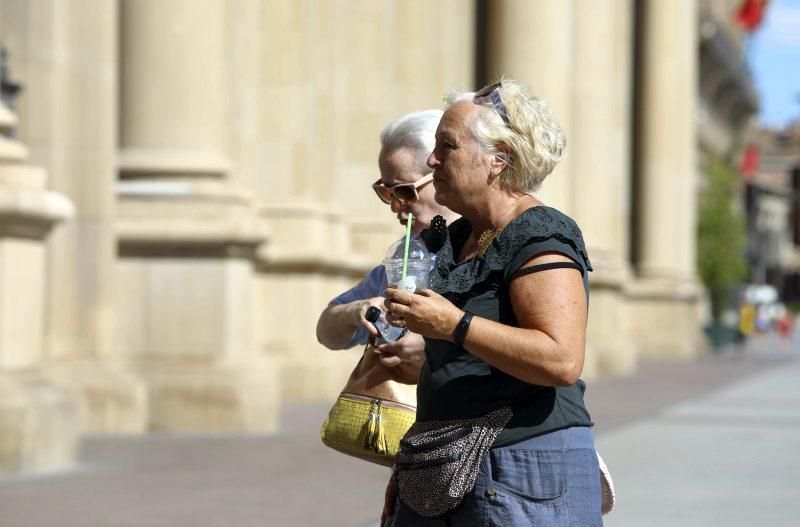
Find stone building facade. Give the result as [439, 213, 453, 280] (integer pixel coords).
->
[746, 123, 800, 299]
[0, 0, 752, 473]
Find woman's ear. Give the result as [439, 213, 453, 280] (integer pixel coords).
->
[490, 144, 511, 174]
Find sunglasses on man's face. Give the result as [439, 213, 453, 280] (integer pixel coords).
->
[372, 173, 434, 205]
[473, 82, 510, 126]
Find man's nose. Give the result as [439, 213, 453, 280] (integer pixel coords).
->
[390, 197, 404, 213]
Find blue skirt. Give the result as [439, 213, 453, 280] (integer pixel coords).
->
[390, 426, 602, 526]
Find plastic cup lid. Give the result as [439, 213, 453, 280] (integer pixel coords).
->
[384, 237, 431, 261]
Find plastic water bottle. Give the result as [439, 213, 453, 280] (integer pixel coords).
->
[365, 306, 406, 344]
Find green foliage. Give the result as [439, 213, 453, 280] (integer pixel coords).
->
[697, 155, 748, 322]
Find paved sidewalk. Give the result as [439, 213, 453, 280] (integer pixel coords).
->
[598, 355, 800, 526]
[0, 337, 796, 526]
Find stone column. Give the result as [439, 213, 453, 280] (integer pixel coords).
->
[2, 0, 146, 435]
[252, 0, 475, 402]
[0, 5, 79, 471]
[486, 0, 636, 376]
[630, 0, 704, 357]
[0, 136, 78, 474]
[117, 0, 277, 432]
[570, 0, 637, 376]
[223, 0, 360, 403]
[484, 0, 574, 212]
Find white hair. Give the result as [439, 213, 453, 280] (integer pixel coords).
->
[444, 79, 565, 193]
[380, 109, 443, 174]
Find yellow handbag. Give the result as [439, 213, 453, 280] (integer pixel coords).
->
[321, 343, 417, 467]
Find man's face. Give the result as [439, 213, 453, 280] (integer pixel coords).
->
[377, 147, 442, 235]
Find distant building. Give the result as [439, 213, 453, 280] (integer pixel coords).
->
[746, 122, 800, 303]
[696, 0, 761, 324]
[698, 0, 759, 158]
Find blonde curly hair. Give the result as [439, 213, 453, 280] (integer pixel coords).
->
[444, 78, 566, 193]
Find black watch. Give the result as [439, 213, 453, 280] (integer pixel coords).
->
[453, 311, 474, 347]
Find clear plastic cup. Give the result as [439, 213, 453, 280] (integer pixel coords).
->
[383, 238, 433, 292]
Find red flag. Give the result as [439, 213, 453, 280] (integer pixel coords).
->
[734, 0, 769, 32]
[740, 145, 760, 181]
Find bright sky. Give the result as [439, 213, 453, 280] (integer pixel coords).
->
[750, 0, 800, 127]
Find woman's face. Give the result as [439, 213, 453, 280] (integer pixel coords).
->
[427, 101, 494, 213]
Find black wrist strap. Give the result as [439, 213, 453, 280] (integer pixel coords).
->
[454, 311, 474, 347]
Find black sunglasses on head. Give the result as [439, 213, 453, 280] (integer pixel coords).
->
[473, 82, 510, 126]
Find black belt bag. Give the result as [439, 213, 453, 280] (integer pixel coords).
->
[394, 406, 513, 517]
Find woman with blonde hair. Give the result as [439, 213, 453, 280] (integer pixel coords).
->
[381, 79, 602, 526]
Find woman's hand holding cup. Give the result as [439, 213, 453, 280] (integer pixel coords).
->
[383, 287, 463, 342]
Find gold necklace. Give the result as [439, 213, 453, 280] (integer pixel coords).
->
[475, 228, 500, 259]
[473, 198, 522, 259]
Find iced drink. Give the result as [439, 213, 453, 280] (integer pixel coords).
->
[383, 237, 433, 292]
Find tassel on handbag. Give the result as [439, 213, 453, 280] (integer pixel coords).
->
[375, 409, 388, 455]
[362, 400, 390, 455]
[363, 400, 380, 451]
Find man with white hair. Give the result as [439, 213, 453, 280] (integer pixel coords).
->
[316, 109, 458, 368]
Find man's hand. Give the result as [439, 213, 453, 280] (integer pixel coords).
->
[374, 332, 426, 369]
[351, 296, 386, 338]
[316, 296, 385, 349]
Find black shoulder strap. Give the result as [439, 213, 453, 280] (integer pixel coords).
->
[510, 261, 583, 282]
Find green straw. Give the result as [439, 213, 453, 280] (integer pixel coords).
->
[401, 213, 413, 279]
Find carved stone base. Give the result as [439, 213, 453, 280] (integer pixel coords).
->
[44, 361, 148, 434]
[587, 286, 639, 377]
[585, 260, 639, 378]
[116, 178, 278, 434]
[627, 276, 706, 359]
[137, 358, 280, 433]
[0, 372, 80, 473]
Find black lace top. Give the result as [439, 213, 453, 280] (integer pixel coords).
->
[418, 206, 594, 447]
